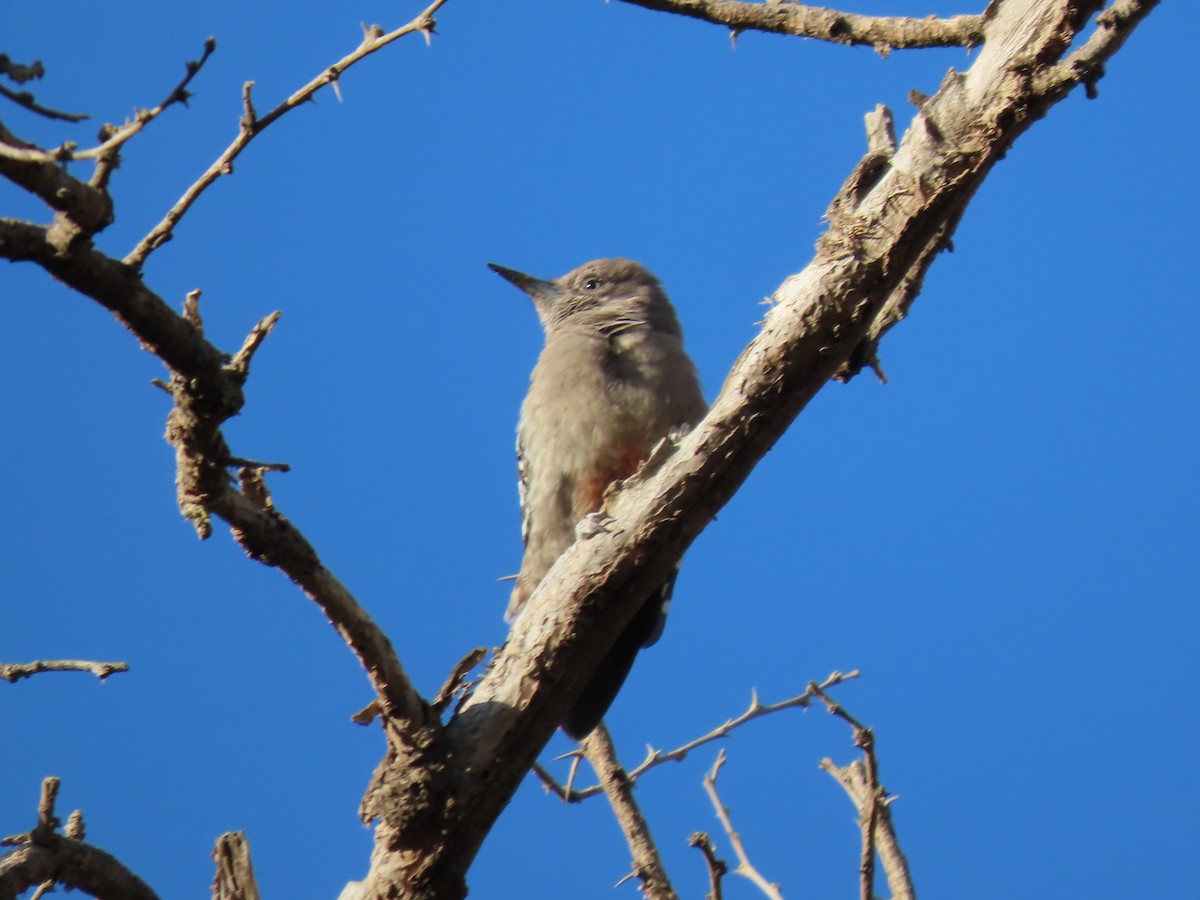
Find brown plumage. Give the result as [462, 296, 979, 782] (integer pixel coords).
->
[490, 258, 706, 739]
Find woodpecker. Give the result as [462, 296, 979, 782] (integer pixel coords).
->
[489, 258, 706, 739]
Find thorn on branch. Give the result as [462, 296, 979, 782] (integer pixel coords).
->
[418, 16, 438, 46]
[833, 337, 887, 384]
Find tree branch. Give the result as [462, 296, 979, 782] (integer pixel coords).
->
[579, 725, 677, 900]
[688, 832, 727, 900]
[1034, 0, 1160, 99]
[1, 99, 429, 738]
[0, 128, 113, 238]
[702, 751, 783, 900]
[211, 832, 261, 900]
[1, 660, 129, 683]
[0, 53, 88, 121]
[616, 0, 985, 50]
[0, 778, 159, 900]
[536, 671, 861, 801]
[816, 686, 915, 900]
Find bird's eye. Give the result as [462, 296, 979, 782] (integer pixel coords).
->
[583, 277, 601, 291]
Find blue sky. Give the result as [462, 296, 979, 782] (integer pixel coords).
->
[3, 2, 1195, 898]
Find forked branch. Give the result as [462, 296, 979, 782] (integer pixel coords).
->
[0, 778, 158, 900]
[814, 685, 914, 900]
[125, 0, 450, 268]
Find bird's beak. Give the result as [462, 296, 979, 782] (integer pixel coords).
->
[487, 263, 559, 320]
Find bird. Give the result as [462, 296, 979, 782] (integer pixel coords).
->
[488, 258, 706, 739]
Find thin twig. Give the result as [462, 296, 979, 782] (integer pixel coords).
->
[688, 832, 727, 900]
[539, 671, 860, 800]
[814, 684, 916, 900]
[75, 37, 217, 161]
[702, 751, 782, 900]
[0, 54, 88, 120]
[125, 0, 450, 268]
[810, 682, 877, 900]
[0, 81, 89, 121]
[1, 660, 129, 683]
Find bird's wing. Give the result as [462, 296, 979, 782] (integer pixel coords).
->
[516, 433, 532, 549]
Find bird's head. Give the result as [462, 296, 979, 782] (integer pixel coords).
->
[489, 258, 682, 338]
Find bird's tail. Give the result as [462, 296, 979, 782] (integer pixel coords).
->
[562, 571, 677, 740]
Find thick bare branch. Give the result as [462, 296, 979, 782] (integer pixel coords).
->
[1, 660, 129, 683]
[125, 0, 450, 268]
[616, 0, 985, 50]
[580, 725, 677, 900]
[0, 127, 112, 237]
[211, 478, 428, 726]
